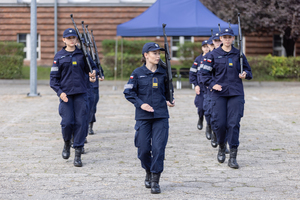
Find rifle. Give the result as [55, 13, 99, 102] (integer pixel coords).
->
[218, 24, 221, 32]
[85, 25, 96, 62]
[211, 29, 213, 37]
[90, 29, 104, 78]
[70, 14, 93, 73]
[162, 24, 173, 103]
[238, 13, 243, 74]
[228, 19, 232, 28]
[81, 21, 91, 56]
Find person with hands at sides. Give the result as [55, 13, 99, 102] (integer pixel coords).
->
[189, 40, 210, 137]
[200, 27, 252, 169]
[50, 28, 98, 167]
[124, 42, 175, 194]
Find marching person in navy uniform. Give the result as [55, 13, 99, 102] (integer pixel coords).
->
[207, 37, 214, 51]
[50, 28, 98, 167]
[88, 65, 104, 135]
[200, 27, 252, 169]
[212, 31, 222, 49]
[124, 42, 175, 194]
[189, 40, 210, 138]
[199, 33, 221, 148]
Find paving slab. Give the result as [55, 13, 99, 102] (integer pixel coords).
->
[0, 80, 300, 200]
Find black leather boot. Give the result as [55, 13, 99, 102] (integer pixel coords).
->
[151, 173, 161, 194]
[62, 140, 71, 159]
[205, 124, 212, 140]
[88, 122, 94, 135]
[211, 131, 218, 148]
[71, 137, 74, 148]
[225, 143, 229, 154]
[217, 144, 226, 163]
[74, 148, 83, 167]
[228, 149, 239, 169]
[197, 116, 203, 130]
[145, 170, 151, 189]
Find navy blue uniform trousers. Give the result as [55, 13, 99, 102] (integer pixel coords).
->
[59, 93, 88, 148]
[211, 95, 244, 149]
[89, 87, 99, 123]
[194, 92, 204, 119]
[203, 91, 212, 125]
[134, 118, 169, 174]
[86, 85, 95, 137]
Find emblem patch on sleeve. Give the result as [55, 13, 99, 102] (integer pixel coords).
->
[152, 77, 158, 88]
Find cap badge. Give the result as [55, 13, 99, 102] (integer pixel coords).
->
[225, 29, 228, 32]
[155, 44, 158, 47]
[216, 33, 219, 36]
[69, 30, 72, 33]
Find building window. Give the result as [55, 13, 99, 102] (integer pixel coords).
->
[171, 36, 194, 60]
[273, 34, 286, 56]
[17, 33, 40, 60]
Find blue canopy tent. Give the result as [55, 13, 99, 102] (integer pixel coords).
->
[116, 0, 238, 37]
[113, 0, 239, 87]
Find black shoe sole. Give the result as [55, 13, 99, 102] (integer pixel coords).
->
[74, 163, 82, 167]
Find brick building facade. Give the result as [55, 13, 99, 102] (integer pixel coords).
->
[0, 0, 299, 66]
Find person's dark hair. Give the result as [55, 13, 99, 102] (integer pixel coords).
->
[141, 55, 146, 63]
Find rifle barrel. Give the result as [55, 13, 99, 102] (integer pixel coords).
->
[162, 23, 173, 103]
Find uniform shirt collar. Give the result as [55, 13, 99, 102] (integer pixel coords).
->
[142, 64, 165, 74]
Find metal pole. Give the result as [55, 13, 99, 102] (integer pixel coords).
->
[121, 38, 123, 80]
[54, 0, 57, 54]
[28, 0, 39, 97]
[113, 37, 118, 90]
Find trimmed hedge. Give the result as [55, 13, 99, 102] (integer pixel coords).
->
[0, 55, 24, 79]
[178, 42, 202, 67]
[102, 39, 167, 79]
[0, 41, 24, 79]
[101, 39, 300, 81]
[0, 42, 24, 57]
[247, 55, 300, 80]
[102, 39, 154, 55]
[102, 53, 142, 79]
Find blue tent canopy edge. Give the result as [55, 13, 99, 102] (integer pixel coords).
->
[117, 0, 239, 37]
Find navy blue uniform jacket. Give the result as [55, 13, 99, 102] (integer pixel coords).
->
[50, 46, 97, 97]
[124, 64, 171, 120]
[200, 45, 252, 96]
[189, 54, 204, 87]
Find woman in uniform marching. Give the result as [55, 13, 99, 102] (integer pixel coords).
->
[200, 27, 252, 169]
[124, 42, 175, 194]
[189, 40, 210, 139]
[50, 28, 97, 167]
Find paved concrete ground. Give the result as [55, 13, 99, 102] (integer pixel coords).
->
[0, 80, 300, 200]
